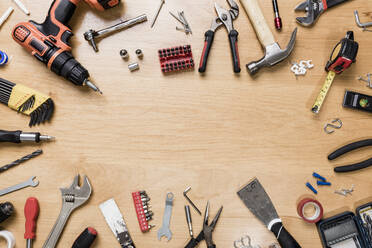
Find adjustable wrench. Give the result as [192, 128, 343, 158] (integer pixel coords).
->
[43, 175, 92, 248]
[0, 176, 38, 196]
[158, 192, 174, 241]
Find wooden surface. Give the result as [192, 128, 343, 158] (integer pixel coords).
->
[0, 0, 372, 247]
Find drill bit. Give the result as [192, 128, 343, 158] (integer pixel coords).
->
[85, 80, 103, 94]
[0, 149, 42, 173]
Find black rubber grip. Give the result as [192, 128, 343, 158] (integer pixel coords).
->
[326, 0, 350, 9]
[228, 30, 240, 73]
[271, 222, 301, 248]
[328, 139, 372, 160]
[0, 130, 21, 143]
[198, 30, 215, 73]
[72, 227, 97, 248]
[184, 231, 204, 248]
[334, 158, 372, 173]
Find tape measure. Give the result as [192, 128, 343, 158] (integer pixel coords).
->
[311, 31, 359, 114]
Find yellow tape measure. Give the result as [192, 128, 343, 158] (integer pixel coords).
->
[311, 71, 336, 114]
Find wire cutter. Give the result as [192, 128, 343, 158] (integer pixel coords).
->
[199, 0, 240, 73]
[184, 202, 223, 248]
[295, 0, 350, 26]
[329, 139, 372, 173]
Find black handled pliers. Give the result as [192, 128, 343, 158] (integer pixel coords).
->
[198, 0, 240, 73]
[184, 202, 223, 248]
[328, 139, 372, 173]
[295, 0, 351, 26]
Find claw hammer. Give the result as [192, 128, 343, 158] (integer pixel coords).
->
[239, 0, 297, 75]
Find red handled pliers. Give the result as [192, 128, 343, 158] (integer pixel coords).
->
[199, 0, 240, 73]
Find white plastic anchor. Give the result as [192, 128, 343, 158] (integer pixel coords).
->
[0, 230, 15, 248]
[291, 60, 314, 76]
[0, 7, 14, 28]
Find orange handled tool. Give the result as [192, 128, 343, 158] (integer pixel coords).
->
[24, 197, 39, 248]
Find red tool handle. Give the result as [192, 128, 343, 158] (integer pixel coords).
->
[198, 30, 215, 73]
[24, 197, 39, 240]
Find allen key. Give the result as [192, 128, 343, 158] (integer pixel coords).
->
[183, 187, 201, 215]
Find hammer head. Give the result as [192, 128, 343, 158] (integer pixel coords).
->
[247, 28, 298, 75]
[83, 29, 98, 52]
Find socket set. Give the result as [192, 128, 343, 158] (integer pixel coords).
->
[158, 45, 194, 73]
[317, 201, 372, 248]
[132, 191, 154, 232]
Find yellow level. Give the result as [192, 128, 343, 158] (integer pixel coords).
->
[311, 71, 337, 114]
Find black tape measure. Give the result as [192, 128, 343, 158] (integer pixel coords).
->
[312, 31, 359, 114]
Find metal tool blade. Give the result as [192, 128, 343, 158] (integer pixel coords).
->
[237, 178, 279, 227]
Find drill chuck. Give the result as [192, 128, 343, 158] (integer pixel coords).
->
[0, 202, 14, 223]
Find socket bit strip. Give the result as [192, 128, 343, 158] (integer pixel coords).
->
[132, 191, 154, 232]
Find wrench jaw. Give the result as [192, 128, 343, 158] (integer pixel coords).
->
[157, 227, 172, 241]
[29, 176, 39, 187]
[60, 175, 92, 208]
[295, 0, 323, 26]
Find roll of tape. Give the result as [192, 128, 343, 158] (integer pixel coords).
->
[0, 51, 8, 65]
[0, 230, 15, 248]
[297, 198, 323, 223]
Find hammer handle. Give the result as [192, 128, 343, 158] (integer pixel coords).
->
[239, 0, 275, 47]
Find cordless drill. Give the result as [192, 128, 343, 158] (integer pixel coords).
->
[12, 0, 120, 93]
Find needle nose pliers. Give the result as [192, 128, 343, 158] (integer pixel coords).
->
[184, 202, 223, 248]
[199, 0, 240, 73]
[329, 139, 372, 173]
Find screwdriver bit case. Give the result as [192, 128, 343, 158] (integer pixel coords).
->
[317, 202, 372, 248]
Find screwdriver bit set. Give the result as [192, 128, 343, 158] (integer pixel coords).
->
[158, 45, 194, 73]
[132, 190, 154, 232]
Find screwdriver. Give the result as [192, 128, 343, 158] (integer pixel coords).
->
[0, 130, 54, 143]
[72, 227, 97, 248]
[24, 197, 39, 248]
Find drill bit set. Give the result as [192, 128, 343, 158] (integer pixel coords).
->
[132, 191, 154, 232]
[158, 45, 194, 73]
[0, 78, 54, 127]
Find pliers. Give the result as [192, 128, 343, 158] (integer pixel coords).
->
[328, 139, 372, 173]
[199, 0, 240, 73]
[184, 202, 223, 248]
[295, 0, 350, 26]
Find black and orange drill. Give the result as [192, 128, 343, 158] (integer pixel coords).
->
[12, 0, 120, 94]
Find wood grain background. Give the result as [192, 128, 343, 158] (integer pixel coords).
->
[0, 0, 372, 247]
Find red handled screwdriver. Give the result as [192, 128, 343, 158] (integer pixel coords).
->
[24, 197, 39, 248]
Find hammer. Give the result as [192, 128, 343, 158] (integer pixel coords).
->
[239, 0, 297, 75]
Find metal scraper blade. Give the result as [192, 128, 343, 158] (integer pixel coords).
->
[237, 178, 279, 228]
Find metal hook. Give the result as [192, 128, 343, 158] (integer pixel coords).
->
[324, 119, 343, 134]
[354, 10, 372, 31]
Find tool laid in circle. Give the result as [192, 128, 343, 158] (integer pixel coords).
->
[99, 198, 136, 248]
[239, 0, 297, 75]
[0, 50, 9, 66]
[0, 7, 14, 28]
[297, 198, 323, 223]
[24, 197, 40, 248]
[355, 10, 372, 31]
[0, 150, 43, 174]
[329, 139, 372, 173]
[183, 187, 201, 215]
[12, 0, 121, 94]
[158, 192, 174, 241]
[43, 175, 92, 248]
[0, 176, 38, 196]
[343, 90, 372, 114]
[0, 130, 54, 143]
[295, 0, 351, 26]
[198, 0, 240, 73]
[84, 14, 148, 52]
[324, 119, 342, 134]
[72, 227, 97, 248]
[238, 178, 301, 248]
[151, 0, 165, 28]
[0, 230, 15, 248]
[311, 31, 358, 114]
[272, 0, 282, 30]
